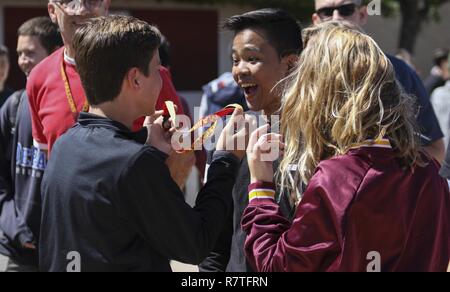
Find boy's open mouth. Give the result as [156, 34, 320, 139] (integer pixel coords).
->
[241, 83, 258, 96]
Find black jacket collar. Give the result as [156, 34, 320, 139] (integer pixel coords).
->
[78, 112, 148, 144]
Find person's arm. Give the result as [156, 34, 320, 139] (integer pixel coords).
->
[116, 148, 240, 265]
[26, 73, 48, 156]
[157, 66, 194, 188]
[0, 95, 35, 247]
[116, 107, 248, 264]
[241, 181, 342, 272]
[198, 199, 233, 272]
[0, 97, 14, 216]
[242, 126, 342, 272]
[404, 60, 445, 163]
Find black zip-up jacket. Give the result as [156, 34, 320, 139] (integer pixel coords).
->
[39, 113, 240, 272]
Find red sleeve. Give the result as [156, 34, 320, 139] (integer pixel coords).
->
[26, 70, 48, 150]
[156, 66, 184, 115]
[241, 174, 343, 272]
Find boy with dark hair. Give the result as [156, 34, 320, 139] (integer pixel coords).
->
[0, 16, 62, 272]
[17, 16, 63, 75]
[200, 8, 303, 272]
[39, 15, 248, 272]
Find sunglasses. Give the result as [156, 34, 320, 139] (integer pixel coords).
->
[53, 0, 104, 13]
[316, 3, 358, 20]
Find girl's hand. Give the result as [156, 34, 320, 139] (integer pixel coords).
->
[247, 124, 285, 183]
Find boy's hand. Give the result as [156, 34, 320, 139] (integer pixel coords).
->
[144, 110, 164, 126]
[145, 111, 176, 155]
[216, 107, 253, 160]
[247, 124, 285, 183]
[145, 109, 195, 189]
[165, 152, 196, 189]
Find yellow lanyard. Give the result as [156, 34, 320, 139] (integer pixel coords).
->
[60, 58, 89, 120]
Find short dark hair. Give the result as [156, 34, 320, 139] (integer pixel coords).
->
[223, 8, 303, 58]
[18, 17, 63, 55]
[433, 48, 449, 67]
[73, 16, 161, 106]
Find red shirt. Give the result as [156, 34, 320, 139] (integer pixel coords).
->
[27, 47, 183, 155]
[242, 144, 450, 272]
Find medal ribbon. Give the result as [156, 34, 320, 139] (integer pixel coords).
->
[163, 101, 243, 153]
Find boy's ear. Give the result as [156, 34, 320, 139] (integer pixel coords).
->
[126, 68, 141, 89]
[48, 3, 57, 24]
[282, 54, 299, 73]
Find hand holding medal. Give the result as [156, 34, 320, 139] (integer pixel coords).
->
[162, 101, 248, 157]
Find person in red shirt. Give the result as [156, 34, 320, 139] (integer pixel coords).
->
[28, 0, 184, 155]
[243, 22, 450, 272]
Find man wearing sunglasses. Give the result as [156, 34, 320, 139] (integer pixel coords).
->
[312, 0, 446, 164]
[313, 0, 367, 23]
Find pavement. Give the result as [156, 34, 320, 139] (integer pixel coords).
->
[171, 261, 199, 272]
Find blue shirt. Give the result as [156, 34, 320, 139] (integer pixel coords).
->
[387, 55, 443, 145]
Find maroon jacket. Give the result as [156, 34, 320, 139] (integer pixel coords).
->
[242, 143, 450, 272]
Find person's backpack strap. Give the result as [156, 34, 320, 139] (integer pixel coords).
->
[8, 89, 26, 135]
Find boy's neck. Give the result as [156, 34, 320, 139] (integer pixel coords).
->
[89, 100, 140, 130]
[263, 100, 281, 117]
[0, 82, 5, 92]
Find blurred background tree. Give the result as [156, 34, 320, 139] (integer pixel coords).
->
[167, 0, 449, 53]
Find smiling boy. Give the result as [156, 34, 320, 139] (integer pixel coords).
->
[200, 8, 303, 272]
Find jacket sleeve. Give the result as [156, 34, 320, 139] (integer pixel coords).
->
[116, 147, 239, 265]
[26, 72, 48, 150]
[198, 202, 233, 272]
[241, 177, 343, 272]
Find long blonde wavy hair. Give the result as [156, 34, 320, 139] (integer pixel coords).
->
[279, 21, 425, 192]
